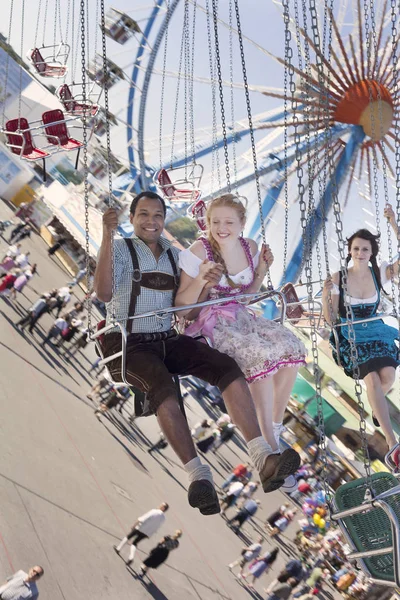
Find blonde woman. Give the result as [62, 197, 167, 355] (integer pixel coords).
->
[176, 194, 306, 492]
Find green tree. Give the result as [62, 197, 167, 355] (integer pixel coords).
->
[166, 217, 199, 246]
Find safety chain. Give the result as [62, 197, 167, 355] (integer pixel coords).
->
[389, 0, 400, 410]
[18, 0, 25, 123]
[282, 0, 291, 282]
[189, 0, 198, 164]
[233, 0, 273, 289]
[211, 0, 231, 193]
[159, 0, 171, 169]
[228, 0, 238, 190]
[170, 5, 186, 166]
[53, 0, 58, 51]
[205, 0, 221, 194]
[42, 0, 49, 47]
[99, 0, 116, 322]
[310, 0, 373, 495]
[366, 0, 397, 311]
[79, 0, 93, 332]
[2, 0, 14, 129]
[183, 0, 190, 172]
[34, 0, 42, 49]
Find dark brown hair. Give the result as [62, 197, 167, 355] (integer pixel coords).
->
[346, 229, 383, 291]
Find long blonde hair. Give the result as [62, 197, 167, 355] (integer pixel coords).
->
[206, 194, 247, 285]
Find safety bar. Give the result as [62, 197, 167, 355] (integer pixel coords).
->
[91, 322, 128, 384]
[126, 289, 287, 325]
[276, 298, 323, 328]
[332, 313, 397, 328]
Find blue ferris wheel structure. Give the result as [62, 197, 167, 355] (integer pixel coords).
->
[121, 0, 399, 294]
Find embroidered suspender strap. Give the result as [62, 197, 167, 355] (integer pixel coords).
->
[167, 248, 180, 302]
[124, 239, 142, 321]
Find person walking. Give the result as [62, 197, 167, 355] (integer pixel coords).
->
[16, 292, 57, 333]
[293, 566, 324, 598]
[228, 537, 263, 577]
[227, 498, 261, 532]
[67, 266, 87, 288]
[243, 547, 280, 589]
[265, 577, 298, 600]
[265, 559, 305, 594]
[138, 530, 182, 578]
[0, 566, 44, 599]
[113, 503, 169, 566]
[220, 481, 244, 516]
[221, 464, 249, 490]
[41, 315, 69, 347]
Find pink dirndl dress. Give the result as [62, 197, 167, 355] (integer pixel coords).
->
[179, 238, 306, 383]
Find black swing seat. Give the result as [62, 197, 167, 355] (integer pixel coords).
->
[332, 471, 400, 586]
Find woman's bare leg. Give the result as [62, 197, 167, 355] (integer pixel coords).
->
[272, 366, 299, 423]
[365, 371, 397, 448]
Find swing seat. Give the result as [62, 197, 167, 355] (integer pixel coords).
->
[56, 84, 99, 117]
[42, 110, 83, 168]
[155, 168, 202, 202]
[333, 472, 400, 585]
[190, 199, 207, 231]
[4, 118, 49, 181]
[28, 48, 67, 78]
[281, 283, 305, 324]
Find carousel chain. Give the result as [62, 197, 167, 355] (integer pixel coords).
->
[233, 0, 273, 289]
[34, 0, 42, 49]
[42, 0, 49, 47]
[183, 0, 190, 171]
[228, 0, 238, 189]
[99, 0, 116, 321]
[389, 0, 400, 409]
[80, 0, 93, 332]
[310, 0, 373, 495]
[18, 0, 25, 122]
[189, 0, 197, 163]
[205, 0, 221, 193]
[366, 0, 398, 310]
[2, 0, 14, 129]
[282, 0, 291, 282]
[170, 4, 186, 167]
[159, 0, 170, 169]
[211, 0, 231, 192]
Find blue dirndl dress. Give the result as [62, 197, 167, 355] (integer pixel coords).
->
[329, 269, 399, 379]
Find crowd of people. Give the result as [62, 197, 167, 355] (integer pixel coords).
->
[1, 191, 398, 599]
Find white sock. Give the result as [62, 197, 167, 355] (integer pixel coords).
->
[116, 537, 128, 551]
[128, 544, 137, 562]
[272, 421, 284, 449]
[184, 457, 214, 484]
[247, 436, 273, 472]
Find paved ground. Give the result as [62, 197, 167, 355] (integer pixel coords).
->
[0, 201, 341, 600]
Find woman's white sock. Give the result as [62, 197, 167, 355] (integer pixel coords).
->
[247, 436, 273, 472]
[184, 456, 214, 483]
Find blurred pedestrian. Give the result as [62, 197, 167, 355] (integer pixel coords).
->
[265, 577, 298, 600]
[227, 498, 261, 532]
[113, 503, 169, 566]
[0, 565, 44, 599]
[138, 530, 182, 578]
[228, 537, 263, 577]
[243, 547, 280, 589]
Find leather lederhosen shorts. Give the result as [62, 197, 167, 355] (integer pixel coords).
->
[103, 332, 243, 415]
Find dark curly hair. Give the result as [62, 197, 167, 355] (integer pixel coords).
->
[346, 229, 383, 290]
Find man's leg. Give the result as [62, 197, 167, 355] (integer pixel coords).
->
[166, 336, 301, 493]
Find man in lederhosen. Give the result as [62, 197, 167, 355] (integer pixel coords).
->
[94, 191, 300, 516]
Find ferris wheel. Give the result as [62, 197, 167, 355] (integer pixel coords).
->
[117, 0, 400, 290]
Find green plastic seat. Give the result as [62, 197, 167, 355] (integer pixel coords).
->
[334, 472, 400, 583]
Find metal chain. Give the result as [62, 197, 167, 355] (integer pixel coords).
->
[34, 0, 42, 49]
[100, 0, 116, 321]
[170, 6, 186, 166]
[189, 0, 197, 163]
[159, 0, 171, 169]
[282, 0, 291, 282]
[80, 0, 93, 332]
[366, 0, 397, 310]
[205, 0, 221, 195]
[53, 0, 58, 52]
[389, 0, 400, 411]
[233, 0, 273, 289]
[211, 0, 231, 193]
[183, 0, 190, 171]
[42, 0, 49, 46]
[310, 0, 373, 495]
[19, 0, 25, 123]
[228, 0, 238, 190]
[2, 0, 14, 129]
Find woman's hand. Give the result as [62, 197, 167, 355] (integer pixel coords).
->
[199, 260, 224, 290]
[323, 276, 334, 295]
[384, 204, 396, 223]
[257, 243, 274, 275]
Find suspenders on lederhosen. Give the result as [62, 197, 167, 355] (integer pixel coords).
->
[123, 238, 184, 418]
[124, 238, 180, 331]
